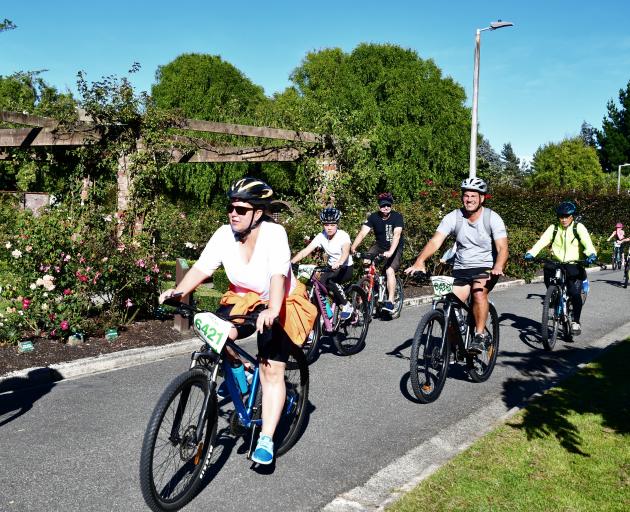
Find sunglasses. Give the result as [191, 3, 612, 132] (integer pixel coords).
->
[227, 204, 254, 215]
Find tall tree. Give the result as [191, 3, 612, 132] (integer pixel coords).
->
[265, 43, 471, 203]
[597, 80, 630, 172]
[580, 121, 598, 149]
[528, 137, 605, 192]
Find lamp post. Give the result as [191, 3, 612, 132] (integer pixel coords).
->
[618, 163, 630, 195]
[469, 20, 514, 178]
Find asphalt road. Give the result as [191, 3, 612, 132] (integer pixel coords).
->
[1, 268, 629, 512]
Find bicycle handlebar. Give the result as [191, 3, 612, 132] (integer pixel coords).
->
[355, 252, 385, 263]
[161, 294, 261, 326]
[529, 257, 606, 269]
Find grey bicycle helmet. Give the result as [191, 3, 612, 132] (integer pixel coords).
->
[555, 201, 577, 216]
[320, 207, 341, 223]
[227, 177, 273, 206]
[460, 177, 488, 194]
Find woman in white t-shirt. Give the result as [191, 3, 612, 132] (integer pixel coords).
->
[160, 177, 315, 466]
[291, 207, 355, 320]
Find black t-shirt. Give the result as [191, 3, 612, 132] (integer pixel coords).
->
[364, 211, 404, 251]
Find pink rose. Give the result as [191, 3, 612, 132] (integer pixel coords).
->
[60, 320, 69, 331]
[63, 288, 73, 296]
[22, 298, 31, 309]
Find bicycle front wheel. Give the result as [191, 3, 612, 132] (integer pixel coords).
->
[333, 285, 369, 356]
[466, 302, 500, 383]
[409, 309, 449, 403]
[358, 277, 376, 320]
[390, 277, 404, 319]
[139, 369, 218, 512]
[252, 342, 309, 457]
[541, 285, 560, 351]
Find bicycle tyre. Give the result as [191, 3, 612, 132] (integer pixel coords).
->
[541, 285, 560, 351]
[139, 369, 218, 512]
[409, 309, 450, 403]
[358, 277, 376, 320]
[624, 264, 629, 288]
[252, 342, 309, 457]
[391, 277, 404, 319]
[333, 285, 369, 356]
[466, 302, 500, 383]
[302, 311, 322, 364]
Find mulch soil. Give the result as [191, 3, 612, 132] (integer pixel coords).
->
[0, 277, 513, 376]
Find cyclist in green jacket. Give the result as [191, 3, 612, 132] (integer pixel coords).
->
[524, 201, 597, 335]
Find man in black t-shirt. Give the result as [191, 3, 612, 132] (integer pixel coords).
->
[351, 192, 404, 313]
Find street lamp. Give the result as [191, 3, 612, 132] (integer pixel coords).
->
[618, 163, 630, 195]
[469, 20, 514, 178]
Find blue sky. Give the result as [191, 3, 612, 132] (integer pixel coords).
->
[2, 1, 630, 162]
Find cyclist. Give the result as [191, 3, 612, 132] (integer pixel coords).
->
[607, 222, 626, 268]
[524, 201, 597, 336]
[350, 192, 404, 314]
[291, 207, 355, 320]
[160, 177, 316, 465]
[404, 177, 508, 352]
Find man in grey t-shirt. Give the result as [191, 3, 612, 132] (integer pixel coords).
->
[405, 177, 508, 351]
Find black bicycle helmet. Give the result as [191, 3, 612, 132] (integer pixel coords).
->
[227, 177, 273, 206]
[555, 201, 577, 216]
[320, 207, 341, 223]
[460, 177, 488, 194]
[377, 192, 394, 206]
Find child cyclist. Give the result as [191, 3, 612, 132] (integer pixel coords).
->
[291, 207, 355, 320]
[160, 177, 316, 465]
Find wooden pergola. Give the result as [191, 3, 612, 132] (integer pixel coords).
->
[0, 110, 335, 213]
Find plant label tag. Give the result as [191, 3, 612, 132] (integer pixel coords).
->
[17, 340, 34, 353]
[193, 312, 232, 353]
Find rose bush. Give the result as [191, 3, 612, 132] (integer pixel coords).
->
[0, 203, 163, 343]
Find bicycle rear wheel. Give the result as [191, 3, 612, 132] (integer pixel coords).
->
[624, 263, 629, 288]
[139, 369, 218, 512]
[541, 285, 560, 351]
[302, 311, 322, 364]
[409, 309, 449, 403]
[390, 277, 404, 319]
[333, 285, 369, 356]
[466, 302, 500, 382]
[252, 342, 309, 457]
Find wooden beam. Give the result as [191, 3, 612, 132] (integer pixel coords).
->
[180, 118, 322, 143]
[169, 145, 302, 163]
[0, 111, 60, 128]
[0, 127, 99, 147]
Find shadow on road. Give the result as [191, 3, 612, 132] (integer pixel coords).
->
[505, 340, 630, 455]
[591, 277, 626, 289]
[498, 311, 543, 349]
[0, 368, 62, 428]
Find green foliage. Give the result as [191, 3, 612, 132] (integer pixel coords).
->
[528, 137, 606, 192]
[597, 79, 630, 172]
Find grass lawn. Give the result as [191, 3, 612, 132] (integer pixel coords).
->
[388, 340, 630, 512]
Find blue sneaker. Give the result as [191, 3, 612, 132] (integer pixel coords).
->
[251, 434, 274, 465]
[381, 301, 395, 314]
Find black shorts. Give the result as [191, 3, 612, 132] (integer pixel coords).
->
[367, 243, 403, 272]
[215, 304, 291, 363]
[452, 267, 498, 291]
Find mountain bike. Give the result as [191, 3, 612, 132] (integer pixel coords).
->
[407, 272, 499, 403]
[139, 298, 309, 511]
[355, 252, 403, 320]
[296, 263, 369, 362]
[535, 258, 603, 350]
[612, 241, 623, 270]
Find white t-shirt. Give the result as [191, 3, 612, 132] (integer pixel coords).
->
[194, 221, 295, 300]
[312, 229, 354, 267]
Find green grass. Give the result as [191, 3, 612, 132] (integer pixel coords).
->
[388, 340, 630, 512]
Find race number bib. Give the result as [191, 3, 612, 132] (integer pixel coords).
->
[193, 312, 233, 353]
[297, 264, 316, 280]
[430, 276, 455, 296]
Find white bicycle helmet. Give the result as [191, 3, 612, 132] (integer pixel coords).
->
[460, 177, 488, 194]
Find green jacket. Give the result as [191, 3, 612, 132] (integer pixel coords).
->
[529, 222, 596, 262]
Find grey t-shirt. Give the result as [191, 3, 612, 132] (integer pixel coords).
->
[436, 207, 507, 269]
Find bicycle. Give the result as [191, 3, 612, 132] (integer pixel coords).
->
[296, 263, 369, 362]
[407, 271, 500, 403]
[623, 250, 630, 288]
[139, 297, 309, 511]
[535, 258, 602, 350]
[612, 240, 623, 270]
[355, 252, 404, 320]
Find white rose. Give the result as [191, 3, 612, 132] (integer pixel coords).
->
[30, 283, 37, 290]
[4, 242, 11, 249]
[11, 249, 22, 258]
[41, 304, 49, 311]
